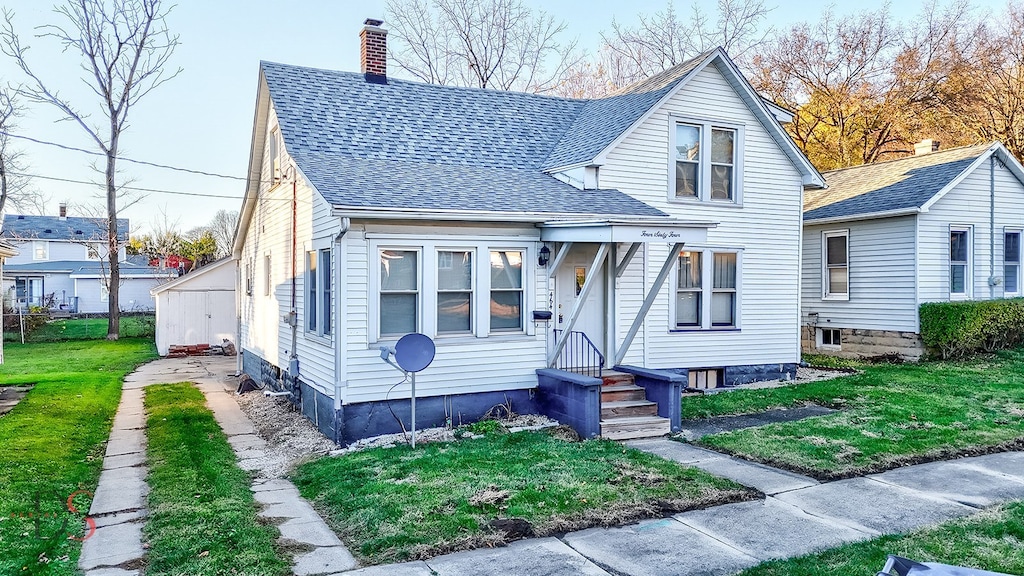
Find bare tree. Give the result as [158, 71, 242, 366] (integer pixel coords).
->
[385, 0, 580, 92]
[0, 88, 45, 214]
[1, 0, 180, 339]
[598, 0, 772, 87]
[205, 209, 238, 259]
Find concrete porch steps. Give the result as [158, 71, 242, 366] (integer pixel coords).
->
[599, 371, 671, 440]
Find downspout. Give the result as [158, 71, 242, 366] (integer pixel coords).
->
[288, 166, 300, 380]
[235, 258, 242, 376]
[333, 217, 351, 412]
[989, 155, 996, 299]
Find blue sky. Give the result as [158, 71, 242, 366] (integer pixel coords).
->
[0, 0, 1003, 234]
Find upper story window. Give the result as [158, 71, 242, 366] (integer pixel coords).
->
[673, 248, 741, 330]
[1004, 230, 1020, 295]
[950, 226, 971, 298]
[671, 118, 741, 204]
[822, 230, 849, 300]
[87, 242, 102, 260]
[33, 240, 48, 260]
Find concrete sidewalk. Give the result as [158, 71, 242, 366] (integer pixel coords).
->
[340, 446, 1024, 576]
[79, 356, 357, 576]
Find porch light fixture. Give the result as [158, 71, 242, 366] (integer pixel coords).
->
[538, 244, 551, 267]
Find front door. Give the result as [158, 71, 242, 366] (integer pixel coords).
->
[555, 244, 606, 362]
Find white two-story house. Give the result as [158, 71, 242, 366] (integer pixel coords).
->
[233, 19, 825, 445]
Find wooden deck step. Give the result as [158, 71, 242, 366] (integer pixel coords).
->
[601, 399, 659, 419]
[601, 371, 635, 387]
[600, 415, 671, 441]
[600, 383, 646, 402]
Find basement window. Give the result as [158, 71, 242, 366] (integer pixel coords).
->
[688, 368, 723, 390]
[817, 328, 841, 349]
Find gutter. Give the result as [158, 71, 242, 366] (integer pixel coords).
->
[803, 207, 921, 226]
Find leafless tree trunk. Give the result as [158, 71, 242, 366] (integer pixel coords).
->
[1, 0, 179, 339]
[385, 0, 579, 92]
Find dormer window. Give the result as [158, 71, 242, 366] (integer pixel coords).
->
[670, 118, 742, 204]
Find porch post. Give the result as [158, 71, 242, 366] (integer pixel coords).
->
[605, 242, 617, 366]
[615, 242, 641, 277]
[547, 242, 610, 367]
[613, 242, 684, 366]
[546, 241, 573, 280]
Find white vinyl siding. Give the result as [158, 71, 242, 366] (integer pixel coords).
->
[601, 60, 802, 367]
[802, 217, 918, 333]
[917, 158, 1024, 303]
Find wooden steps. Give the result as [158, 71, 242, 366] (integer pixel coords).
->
[599, 371, 670, 440]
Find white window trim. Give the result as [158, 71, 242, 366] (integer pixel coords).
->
[305, 242, 333, 340]
[949, 225, 972, 300]
[33, 240, 48, 261]
[668, 115, 744, 206]
[668, 247, 743, 331]
[1004, 227, 1021, 297]
[821, 229, 850, 301]
[368, 238, 534, 343]
[816, 327, 842, 350]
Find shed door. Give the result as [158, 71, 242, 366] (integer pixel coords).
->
[181, 292, 208, 345]
[207, 291, 235, 345]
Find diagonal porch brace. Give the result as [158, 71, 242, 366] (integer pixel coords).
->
[547, 242, 610, 367]
[614, 242, 684, 366]
[615, 242, 642, 278]
[546, 242, 573, 280]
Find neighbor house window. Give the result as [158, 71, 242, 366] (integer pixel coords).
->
[674, 249, 741, 330]
[87, 243, 101, 260]
[712, 253, 737, 326]
[671, 119, 741, 203]
[1005, 230, 1020, 294]
[490, 250, 523, 331]
[33, 241, 48, 260]
[823, 230, 849, 300]
[380, 249, 419, 336]
[437, 250, 473, 334]
[100, 283, 109, 303]
[950, 227, 971, 297]
[675, 251, 702, 327]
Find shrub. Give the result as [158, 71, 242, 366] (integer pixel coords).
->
[2, 305, 49, 335]
[919, 298, 1024, 359]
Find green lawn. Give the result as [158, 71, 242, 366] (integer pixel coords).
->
[740, 501, 1024, 576]
[689, 349, 1024, 479]
[0, 339, 157, 576]
[293, 429, 756, 565]
[144, 383, 287, 576]
[4, 315, 156, 342]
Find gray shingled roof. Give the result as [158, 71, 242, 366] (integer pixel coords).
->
[5, 259, 165, 276]
[805, 144, 991, 221]
[0, 215, 129, 241]
[260, 55, 711, 217]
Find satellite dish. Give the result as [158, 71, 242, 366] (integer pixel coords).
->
[394, 333, 435, 373]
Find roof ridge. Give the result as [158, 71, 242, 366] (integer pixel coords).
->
[822, 142, 993, 176]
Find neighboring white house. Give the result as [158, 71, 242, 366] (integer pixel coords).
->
[152, 257, 237, 355]
[802, 141, 1024, 360]
[0, 239, 18, 364]
[0, 206, 172, 313]
[234, 19, 825, 444]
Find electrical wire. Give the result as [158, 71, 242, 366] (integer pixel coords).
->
[8, 170, 245, 199]
[385, 374, 412, 444]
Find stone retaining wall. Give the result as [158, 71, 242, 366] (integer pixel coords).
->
[801, 326, 924, 361]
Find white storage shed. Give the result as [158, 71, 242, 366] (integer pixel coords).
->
[151, 258, 237, 356]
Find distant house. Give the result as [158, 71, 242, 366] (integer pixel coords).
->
[233, 19, 824, 444]
[802, 141, 1024, 360]
[0, 239, 18, 363]
[0, 205, 173, 313]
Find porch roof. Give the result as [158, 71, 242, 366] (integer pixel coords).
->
[538, 219, 715, 244]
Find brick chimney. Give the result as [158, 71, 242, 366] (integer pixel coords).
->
[360, 18, 387, 84]
[58, 203, 67, 220]
[914, 139, 941, 155]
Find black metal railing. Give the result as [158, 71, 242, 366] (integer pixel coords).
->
[551, 329, 604, 378]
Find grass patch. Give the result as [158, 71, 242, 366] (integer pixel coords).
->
[4, 315, 156, 343]
[144, 383, 287, 576]
[740, 501, 1024, 576]
[293, 430, 755, 565]
[689, 349, 1024, 479]
[0, 339, 156, 576]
